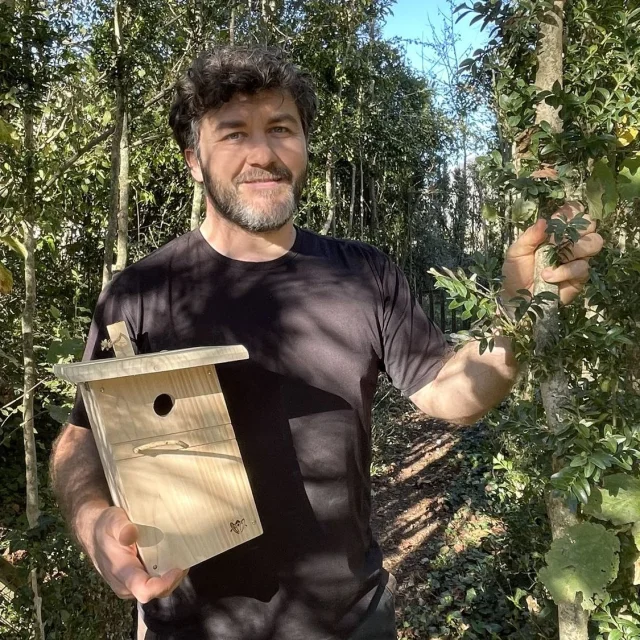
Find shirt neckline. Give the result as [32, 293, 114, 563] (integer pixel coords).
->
[195, 225, 305, 271]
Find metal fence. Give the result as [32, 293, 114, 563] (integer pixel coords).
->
[418, 287, 472, 335]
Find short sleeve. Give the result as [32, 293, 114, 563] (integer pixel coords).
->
[68, 277, 139, 428]
[379, 258, 449, 397]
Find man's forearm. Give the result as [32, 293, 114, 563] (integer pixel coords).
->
[50, 424, 112, 557]
[411, 336, 520, 425]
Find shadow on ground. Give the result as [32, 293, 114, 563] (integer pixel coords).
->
[370, 394, 555, 640]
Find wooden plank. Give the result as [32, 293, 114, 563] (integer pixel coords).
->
[111, 423, 236, 461]
[54, 345, 249, 383]
[106, 321, 135, 358]
[119, 438, 262, 575]
[89, 366, 231, 445]
[78, 363, 262, 574]
[80, 382, 130, 513]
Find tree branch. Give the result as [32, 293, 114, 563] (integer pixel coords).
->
[44, 82, 177, 191]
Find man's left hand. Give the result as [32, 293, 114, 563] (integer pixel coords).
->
[501, 201, 604, 306]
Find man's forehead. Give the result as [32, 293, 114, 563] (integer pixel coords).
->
[206, 89, 299, 121]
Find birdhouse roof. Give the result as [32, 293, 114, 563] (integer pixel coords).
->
[53, 345, 249, 384]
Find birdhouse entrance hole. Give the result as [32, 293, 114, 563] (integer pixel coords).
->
[153, 393, 175, 417]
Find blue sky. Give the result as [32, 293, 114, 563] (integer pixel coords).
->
[381, 0, 486, 75]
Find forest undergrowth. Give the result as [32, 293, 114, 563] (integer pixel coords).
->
[371, 379, 556, 639]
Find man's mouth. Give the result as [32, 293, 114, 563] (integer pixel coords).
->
[240, 177, 286, 188]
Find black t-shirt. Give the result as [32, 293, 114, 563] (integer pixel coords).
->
[70, 227, 447, 640]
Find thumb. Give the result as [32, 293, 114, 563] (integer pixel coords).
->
[507, 218, 548, 258]
[103, 509, 138, 546]
[117, 521, 139, 547]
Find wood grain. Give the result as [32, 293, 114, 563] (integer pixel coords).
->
[54, 345, 249, 383]
[69, 355, 262, 576]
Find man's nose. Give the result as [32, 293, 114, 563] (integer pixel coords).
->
[245, 134, 278, 167]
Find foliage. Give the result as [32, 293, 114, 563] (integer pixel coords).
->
[538, 523, 620, 611]
[427, 0, 640, 636]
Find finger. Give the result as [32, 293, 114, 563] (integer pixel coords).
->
[558, 233, 603, 262]
[505, 218, 547, 259]
[542, 259, 590, 285]
[153, 569, 189, 599]
[123, 566, 187, 603]
[559, 281, 585, 306]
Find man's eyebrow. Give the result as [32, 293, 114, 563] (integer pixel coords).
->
[214, 119, 247, 132]
[266, 113, 299, 126]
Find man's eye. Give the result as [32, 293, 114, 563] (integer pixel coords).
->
[271, 126, 290, 134]
[225, 132, 244, 140]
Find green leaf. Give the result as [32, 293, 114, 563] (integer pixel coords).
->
[538, 522, 619, 610]
[0, 235, 27, 258]
[481, 202, 498, 221]
[46, 404, 71, 424]
[0, 262, 12, 294]
[586, 160, 618, 220]
[618, 156, 640, 202]
[583, 473, 640, 525]
[0, 117, 19, 147]
[511, 198, 538, 222]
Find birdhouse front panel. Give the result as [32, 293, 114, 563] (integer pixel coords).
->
[87, 365, 231, 445]
[74, 359, 262, 576]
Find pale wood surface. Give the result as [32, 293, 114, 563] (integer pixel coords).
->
[54, 345, 249, 383]
[119, 437, 262, 574]
[106, 321, 135, 358]
[75, 361, 262, 575]
[89, 366, 232, 444]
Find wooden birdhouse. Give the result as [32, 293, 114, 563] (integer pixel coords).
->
[54, 322, 262, 576]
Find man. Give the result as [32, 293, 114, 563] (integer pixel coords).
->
[51, 46, 603, 640]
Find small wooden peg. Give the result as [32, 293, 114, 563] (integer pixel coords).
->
[107, 321, 135, 358]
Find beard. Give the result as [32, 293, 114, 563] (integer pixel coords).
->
[200, 161, 307, 233]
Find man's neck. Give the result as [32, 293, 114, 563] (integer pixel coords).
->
[199, 206, 296, 262]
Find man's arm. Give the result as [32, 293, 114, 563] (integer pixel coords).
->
[410, 335, 518, 425]
[50, 424, 186, 602]
[409, 203, 604, 425]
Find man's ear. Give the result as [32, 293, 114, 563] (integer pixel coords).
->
[184, 148, 204, 183]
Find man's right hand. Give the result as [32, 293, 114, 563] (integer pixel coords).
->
[88, 505, 187, 603]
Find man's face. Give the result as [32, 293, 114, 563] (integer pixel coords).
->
[187, 90, 308, 233]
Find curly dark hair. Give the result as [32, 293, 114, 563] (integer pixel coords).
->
[169, 46, 318, 153]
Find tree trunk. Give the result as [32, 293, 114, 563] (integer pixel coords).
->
[369, 172, 377, 242]
[102, 0, 126, 289]
[190, 181, 204, 231]
[348, 162, 356, 236]
[21, 110, 40, 531]
[114, 107, 129, 274]
[230, 6, 235, 44]
[533, 2, 588, 638]
[321, 152, 335, 235]
[359, 155, 364, 239]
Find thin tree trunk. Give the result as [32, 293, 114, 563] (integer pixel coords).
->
[102, 0, 126, 289]
[369, 173, 377, 242]
[349, 162, 356, 236]
[533, 2, 588, 639]
[114, 107, 129, 274]
[230, 6, 235, 44]
[359, 155, 364, 240]
[30, 568, 44, 640]
[321, 152, 335, 235]
[21, 110, 40, 531]
[190, 181, 204, 230]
